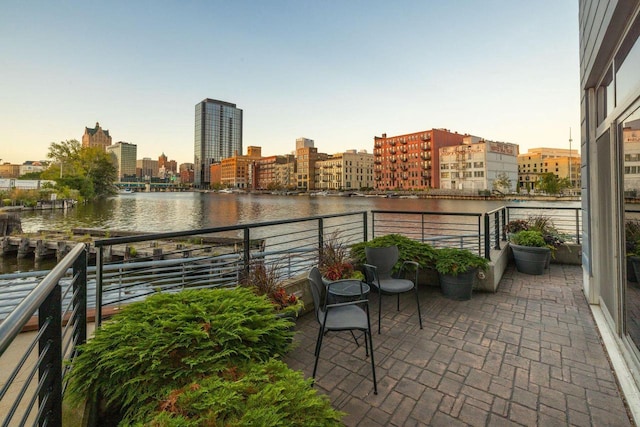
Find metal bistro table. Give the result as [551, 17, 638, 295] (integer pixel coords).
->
[327, 279, 370, 304]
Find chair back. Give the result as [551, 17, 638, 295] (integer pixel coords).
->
[365, 246, 399, 280]
[308, 267, 326, 323]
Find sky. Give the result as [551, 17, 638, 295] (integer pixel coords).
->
[1, 1, 580, 166]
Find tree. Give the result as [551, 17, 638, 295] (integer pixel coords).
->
[492, 172, 512, 194]
[45, 139, 117, 199]
[537, 173, 571, 195]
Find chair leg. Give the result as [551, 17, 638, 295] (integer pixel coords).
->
[378, 288, 382, 334]
[397, 293, 400, 311]
[414, 286, 423, 329]
[349, 330, 360, 348]
[312, 327, 325, 379]
[366, 320, 377, 395]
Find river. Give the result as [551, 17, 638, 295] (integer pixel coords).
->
[2, 192, 579, 274]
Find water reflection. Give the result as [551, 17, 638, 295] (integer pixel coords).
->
[17, 192, 564, 234]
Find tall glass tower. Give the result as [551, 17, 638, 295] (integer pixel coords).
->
[194, 99, 243, 187]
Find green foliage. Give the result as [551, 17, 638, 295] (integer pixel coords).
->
[66, 288, 294, 420]
[510, 230, 547, 248]
[350, 234, 436, 272]
[537, 173, 571, 195]
[433, 247, 489, 276]
[492, 172, 512, 193]
[45, 139, 117, 200]
[135, 359, 343, 426]
[506, 215, 566, 249]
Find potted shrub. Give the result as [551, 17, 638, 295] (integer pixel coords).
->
[509, 230, 551, 275]
[506, 215, 566, 275]
[242, 261, 304, 319]
[350, 233, 437, 276]
[433, 247, 489, 300]
[318, 231, 365, 281]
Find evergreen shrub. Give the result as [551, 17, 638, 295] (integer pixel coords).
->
[66, 288, 295, 421]
[350, 234, 437, 272]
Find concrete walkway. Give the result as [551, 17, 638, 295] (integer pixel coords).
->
[284, 264, 635, 426]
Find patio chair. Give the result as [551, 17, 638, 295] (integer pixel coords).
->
[363, 245, 423, 334]
[308, 267, 377, 394]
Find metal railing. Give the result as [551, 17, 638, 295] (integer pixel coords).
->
[506, 205, 582, 244]
[93, 212, 367, 326]
[0, 243, 87, 427]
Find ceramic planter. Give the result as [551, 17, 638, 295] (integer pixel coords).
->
[438, 268, 477, 301]
[511, 244, 550, 275]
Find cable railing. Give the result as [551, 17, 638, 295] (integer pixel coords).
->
[93, 212, 368, 326]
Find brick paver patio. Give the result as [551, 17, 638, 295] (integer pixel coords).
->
[284, 264, 634, 426]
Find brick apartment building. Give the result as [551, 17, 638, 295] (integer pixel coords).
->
[373, 128, 465, 190]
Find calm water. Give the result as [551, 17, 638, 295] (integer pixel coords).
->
[2, 192, 578, 274]
[18, 192, 514, 233]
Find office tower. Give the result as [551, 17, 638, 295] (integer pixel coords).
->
[106, 142, 137, 180]
[194, 99, 243, 187]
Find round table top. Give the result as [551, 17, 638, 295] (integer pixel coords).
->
[327, 280, 370, 297]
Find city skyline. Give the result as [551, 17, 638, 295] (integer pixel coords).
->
[1, 1, 579, 165]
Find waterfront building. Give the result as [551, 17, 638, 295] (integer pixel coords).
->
[0, 163, 20, 178]
[255, 154, 295, 190]
[315, 150, 374, 191]
[517, 147, 581, 192]
[220, 146, 263, 189]
[194, 99, 243, 188]
[295, 138, 325, 191]
[106, 142, 137, 180]
[580, 0, 640, 405]
[373, 129, 465, 190]
[179, 163, 194, 184]
[82, 122, 112, 151]
[136, 157, 158, 180]
[439, 137, 518, 192]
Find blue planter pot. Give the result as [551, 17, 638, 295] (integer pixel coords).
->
[511, 244, 550, 275]
[438, 268, 477, 301]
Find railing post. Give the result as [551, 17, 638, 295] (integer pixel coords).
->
[73, 245, 88, 348]
[96, 245, 104, 327]
[243, 228, 251, 278]
[371, 211, 375, 239]
[576, 209, 581, 244]
[422, 213, 426, 243]
[318, 218, 324, 262]
[501, 208, 507, 241]
[484, 214, 491, 260]
[494, 212, 501, 250]
[363, 212, 368, 242]
[39, 284, 62, 427]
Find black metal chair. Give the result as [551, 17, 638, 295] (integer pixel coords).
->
[363, 245, 423, 334]
[308, 266, 377, 394]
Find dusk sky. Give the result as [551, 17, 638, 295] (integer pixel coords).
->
[1, 1, 580, 165]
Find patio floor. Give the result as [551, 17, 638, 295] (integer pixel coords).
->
[284, 264, 635, 426]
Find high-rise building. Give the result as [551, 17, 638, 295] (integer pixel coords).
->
[82, 122, 112, 151]
[194, 99, 243, 187]
[106, 142, 137, 180]
[136, 158, 158, 179]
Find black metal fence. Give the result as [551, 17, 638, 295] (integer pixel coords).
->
[0, 243, 87, 427]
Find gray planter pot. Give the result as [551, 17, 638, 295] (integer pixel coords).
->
[438, 268, 477, 301]
[511, 244, 550, 275]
